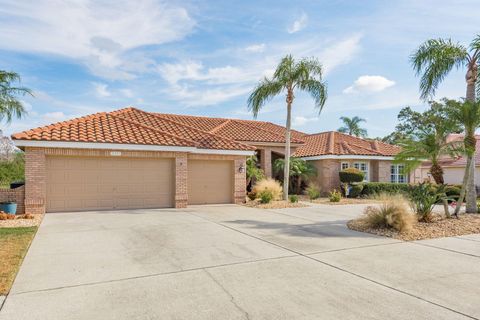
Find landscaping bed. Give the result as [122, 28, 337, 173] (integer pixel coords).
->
[0, 213, 43, 228]
[299, 195, 380, 205]
[348, 213, 480, 241]
[0, 226, 37, 294]
[244, 200, 308, 209]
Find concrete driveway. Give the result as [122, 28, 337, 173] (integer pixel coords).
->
[1, 204, 479, 320]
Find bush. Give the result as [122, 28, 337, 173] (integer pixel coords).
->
[445, 185, 461, 202]
[247, 191, 257, 201]
[306, 183, 321, 200]
[0, 153, 24, 188]
[361, 182, 410, 196]
[329, 189, 341, 202]
[339, 168, 365, 183]
[259, 190, 273, 204]
[348, 184, 364, 198]
[408, 182, 447, 222]
[289, 194, 298, 203]
[252, 178, 282, 200]
[360, 194, 416, 232]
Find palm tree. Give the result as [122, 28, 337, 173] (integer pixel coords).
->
[246, 155, 265, 190]
[446, 100, 480, 216]
[0, 71, 32, 123]
[394, 133, 456, 184]
[273, 157, 317, 194]
[248, 55, 327, 199]
[411, 35, 480, 213]
[338, 116, 367, 137]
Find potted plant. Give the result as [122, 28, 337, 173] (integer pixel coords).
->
[0, 201, 17, 215]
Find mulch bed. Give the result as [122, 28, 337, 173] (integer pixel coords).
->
[348, 214, 480, 241]
[243, 200, 309, 209]
[299, 196, 380, 206]
[0, 214, 43, 228]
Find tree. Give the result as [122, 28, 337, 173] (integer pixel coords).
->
[273, 157, 317, 194]
[246, 155, 265, 190]
[248, 55, 327, 199]
[393, 100, 460, 184]
[0, 71, 32, 123]
[338, 116, 367, 137]
[445, 99, 480, 216]
[411, 36, 480, 213]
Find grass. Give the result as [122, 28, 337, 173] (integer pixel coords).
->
[0, 227, 37, 295]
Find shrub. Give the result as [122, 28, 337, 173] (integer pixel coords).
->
[408, 182, 447, 222]
[445, 185, 461, 202]
[259, 190, 273, 204]
[329, 189, 341, 202]
[348, 183, 364, 198]
[289, 194, 298, 203]
[361, 182, 410, 196]
[360, 194, 416, 232]
[252, 178, 282, 200]
[339, 168, 364, 183]
[247, 191, 257, 201]
[306, 183, 321, 200]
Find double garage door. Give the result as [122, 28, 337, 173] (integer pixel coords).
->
[46, 156, 233, 212]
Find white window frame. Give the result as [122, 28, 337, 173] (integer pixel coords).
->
[340, 162, 350, 170]
[353, 162, 369, 182]
[391, 164, 407, 183]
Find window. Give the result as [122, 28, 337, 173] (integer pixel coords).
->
[391, 164, 407, 183]
[353, 162, 369, 181]
[341, 162, 349, 170]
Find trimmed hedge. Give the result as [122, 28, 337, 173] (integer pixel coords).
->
[360, 182, 410, 196]
[348, 183, 364, 198]
[339, 168, 364, 183]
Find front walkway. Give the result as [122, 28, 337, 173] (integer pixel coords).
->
[1, 204, 479, 319]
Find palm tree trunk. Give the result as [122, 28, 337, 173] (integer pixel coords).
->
[430, 163, 444, 184]
[283, 100, 292, 200]
[464, 66, 478, 213]
[454, 155, 472, 216]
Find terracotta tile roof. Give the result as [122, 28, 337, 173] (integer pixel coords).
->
[111, 108, 254, 151]
[11, 112, 197, 147]
[293, 131, 401, 157]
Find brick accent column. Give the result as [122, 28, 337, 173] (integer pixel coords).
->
[24, 147, 46, 214]
[234, 158, 246, 204]
[174, 153, 188, 208]
[377, 161, 391, 182]
[259, 148, 272, 178]
[320, 159, 341, 194]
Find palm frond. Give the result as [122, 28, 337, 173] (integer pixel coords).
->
[410, 38, 468, 100]
[297, 79, 327, 112]
[247, 77, 284, 118]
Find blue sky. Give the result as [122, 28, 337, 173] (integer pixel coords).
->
[0, 0, 476, 137]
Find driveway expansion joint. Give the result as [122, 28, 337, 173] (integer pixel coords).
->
[412, 242, 480, 258]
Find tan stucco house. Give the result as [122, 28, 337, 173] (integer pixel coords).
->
[11, 107, 403, 214]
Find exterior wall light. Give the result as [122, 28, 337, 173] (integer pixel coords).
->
[238, 164, 245, 173]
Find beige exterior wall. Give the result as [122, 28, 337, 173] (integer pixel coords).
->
[413, 166, 479, 186]
[24, 147, 246, 214]
[254, 144, 298, 178]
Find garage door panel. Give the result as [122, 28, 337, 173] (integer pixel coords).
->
[46, 156, 174, 212]
[188, 160, 233, 205]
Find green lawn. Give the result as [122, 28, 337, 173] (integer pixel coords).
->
[0, 227, 37, 295]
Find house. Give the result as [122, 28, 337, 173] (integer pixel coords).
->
[412, 134, 480, 186]
[11, 107, 403, 214]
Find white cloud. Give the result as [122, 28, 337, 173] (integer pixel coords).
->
[0, 0, 195, 80]
[120, 89, 134, 98]
[343, 75, 395, 94]
[245, 43, 266, 53]
[93, 83, 111, 98]
[293, 116, 318, 126]
[287, 13, 308, 34]
[167, 84, 251, 107]
[42, 111, 68, 123]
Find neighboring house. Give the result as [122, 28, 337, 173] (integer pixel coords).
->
[11, 107, 402, 213]
[413, 134, 480, 187]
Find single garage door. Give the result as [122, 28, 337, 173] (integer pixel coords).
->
[46, 156, 174, 212]
[188, 160, 233, 205]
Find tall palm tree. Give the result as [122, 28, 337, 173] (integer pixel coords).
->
[338, 116, 367, 137]
[411, 35, 480, 213]
[0, 71, 32, 123]
[248, 55, 327, 200]
[446, 100, 480, 216]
